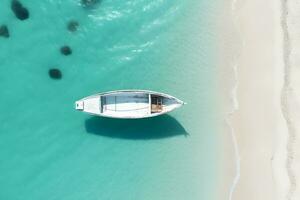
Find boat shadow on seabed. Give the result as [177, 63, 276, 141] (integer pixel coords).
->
[84, 115, 189, 140]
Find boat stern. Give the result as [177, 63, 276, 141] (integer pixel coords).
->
[75, 100, 84, 110]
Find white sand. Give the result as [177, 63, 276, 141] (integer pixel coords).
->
[217, 0, 300, 199]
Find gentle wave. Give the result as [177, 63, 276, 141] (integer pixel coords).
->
[280, 0, 299, 199]
[223, 0, 243, 199]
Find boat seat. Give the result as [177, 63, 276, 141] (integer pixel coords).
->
[151, 95, 163, 113]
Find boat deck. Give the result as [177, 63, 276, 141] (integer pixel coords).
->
[101, 93, 150, 118]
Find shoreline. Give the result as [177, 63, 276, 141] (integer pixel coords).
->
[217, 0, 242, 198]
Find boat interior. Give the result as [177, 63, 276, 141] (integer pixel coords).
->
[99, 93, 167, 117]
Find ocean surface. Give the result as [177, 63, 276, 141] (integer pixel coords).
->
[0, 0, 219, 199]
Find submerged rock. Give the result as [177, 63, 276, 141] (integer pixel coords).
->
[60, 46, 72, 56]
[0, 25, 9, 38]
[67, 20, 79, 32]
[49, 69, 62, 79]
[11, 0, 29, 20]
[81, 0, 99, 8]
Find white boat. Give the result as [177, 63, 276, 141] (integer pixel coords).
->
[75, 90, 185, 119]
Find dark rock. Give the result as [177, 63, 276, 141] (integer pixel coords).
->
[11, 0, 29, 20]
[67, 20, 79, 32]
[0, 25, 9, 38]
[81, 0, 99, 7]
[60, 46, 72, 56]
[49, 69, 62, 79]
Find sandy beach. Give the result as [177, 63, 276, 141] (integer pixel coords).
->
[219, 0, 300, 199]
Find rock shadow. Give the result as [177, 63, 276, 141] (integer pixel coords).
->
[81, 0, 101, 9]
[11, 0, 29, 20]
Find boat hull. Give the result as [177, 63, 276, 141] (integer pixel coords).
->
[75, 90, 185, 119]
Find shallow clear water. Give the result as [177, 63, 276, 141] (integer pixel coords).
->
[0, 0, 219, 199]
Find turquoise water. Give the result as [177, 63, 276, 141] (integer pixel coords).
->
[0, 0, 219, 199]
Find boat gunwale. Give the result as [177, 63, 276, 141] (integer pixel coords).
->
[78, 89, 184, 104]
